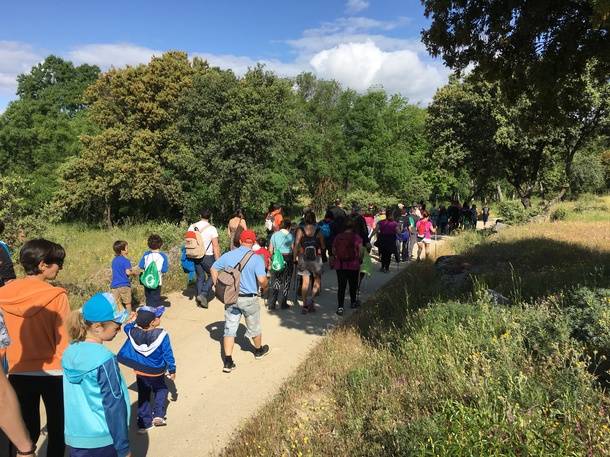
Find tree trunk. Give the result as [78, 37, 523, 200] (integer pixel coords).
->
[496, 183, 504, 202]
[105, 204, 113, 229]
[520, 194, 531, 208]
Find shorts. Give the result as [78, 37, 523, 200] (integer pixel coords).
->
[297, 255, 323, 276]
[68, 445, 118, 457]
[417, 236, 433, 244]
[111, 286, 132, 306]
[224, 296, 261, 338]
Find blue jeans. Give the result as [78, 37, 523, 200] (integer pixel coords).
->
[144, 286, 161, 307]
[136, 375, 168, 428]
[68, 445, 118, 457]
[194, 255, 215, 298]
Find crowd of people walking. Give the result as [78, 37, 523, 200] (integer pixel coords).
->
[0, 198, 486, 456]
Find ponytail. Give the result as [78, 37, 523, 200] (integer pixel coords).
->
[66, 309, 89, 342]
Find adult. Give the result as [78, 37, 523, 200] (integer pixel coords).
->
[349, 205, 371, 249]
[0, 243, 15, 288]
[0, 239, 69, 457]
[188, 209, 221, 308]
[470, 205, 479, 230]
[318, 211, 334, 262]
[461, 201, 472, 230]
[227, 209, 248, 250]
[211, 230, 270, 373]
[268, 219, 295, 310]
[363, 205, 376, 238]
[406, 207, 420, 261]
[372, 209, 400, 273]
[416, 211, 437, 261]
[438, 205, 449, 235]
[447, 201, 461, 234]
[293, 212, 325, 313]
[482, 205, 490, 227]
[265, 204, 283, 236]
[327, 198, 347, 221]
[396, 205, 411, 262]
[0, 310, 35, 457]
[331, 219, 363, 316]
[0, 220, 11, 258]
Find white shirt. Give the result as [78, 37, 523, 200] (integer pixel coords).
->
[188, 220, 219, 256]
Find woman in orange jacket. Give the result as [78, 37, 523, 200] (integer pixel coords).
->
[0, 239, 70, 457]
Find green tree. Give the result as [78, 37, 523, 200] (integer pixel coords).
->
[0, 56, 100, 210]
[55, 52, 194, 225]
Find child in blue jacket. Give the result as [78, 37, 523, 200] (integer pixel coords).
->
[118, 305, 176, 433]
[62, 292, 130, 457]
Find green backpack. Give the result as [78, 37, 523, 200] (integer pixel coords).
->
[140, 257, 160, 289]
[271, 248, 286, 272]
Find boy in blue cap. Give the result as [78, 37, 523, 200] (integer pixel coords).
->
[118, 305, 176, 434]
[62, 292, 130, 457]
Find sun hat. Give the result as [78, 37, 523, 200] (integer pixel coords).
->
[239, 230, 257, 244]
[82, 292, 129, 324]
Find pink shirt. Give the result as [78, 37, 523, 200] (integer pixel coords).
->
[416, 219, 433, 239]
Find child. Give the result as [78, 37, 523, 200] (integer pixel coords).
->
[62, 292, 130, 457]
[111, 240, 137, 312]
[138, 234, 169, 307]
[117, 306, 176, 433]
[254, 237, 271, 272]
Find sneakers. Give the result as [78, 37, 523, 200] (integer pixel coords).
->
[196, 295, 209, 308]
[153, 417, 167, 427]
[350, 300, 360, 309]
[137, 425, 154, 434]
[254, 345, 270, 359]
[336, 307, 344, 316]
[223, 357, 236, 373]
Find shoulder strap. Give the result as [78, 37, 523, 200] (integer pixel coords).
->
[237, 251, 255, 272]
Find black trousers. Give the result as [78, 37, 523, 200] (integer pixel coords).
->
[336, 269, 359, 307]
[8, 375, 65, 457]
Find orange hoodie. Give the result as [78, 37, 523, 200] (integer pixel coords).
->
[0, 278, 70, 374]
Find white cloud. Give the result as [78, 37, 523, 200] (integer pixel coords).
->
[68, 43, 161, 69]
[0, 41, 43, 97]
[346, 0, 369, 14]
[310, 41, 448, 104]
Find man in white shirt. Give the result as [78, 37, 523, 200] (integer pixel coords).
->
[188, 209, 221, 308]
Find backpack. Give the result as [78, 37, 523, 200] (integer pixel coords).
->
[265, 216, 274, 232]
[271, 249, 286, 272]
[214, 251, 254, 305]
[140, 256, 160, 289]
[319, 221, 331, 240]
[398, 228, 410, 242]
[334, 232, 357, 263]
[301, 229, 319, 261]
[417, 220, 427, 237]
[184, 226, 210, 259]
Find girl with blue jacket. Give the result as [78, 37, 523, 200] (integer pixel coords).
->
[62, 293, 130, 457]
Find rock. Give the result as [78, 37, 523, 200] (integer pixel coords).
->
[435, 255, 473, 275]
[486, 289, 510, 305]
[493, 221, 509, 232]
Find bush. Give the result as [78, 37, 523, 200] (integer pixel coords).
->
[550, 207, 567, 221]
[497, 200, 528, 224]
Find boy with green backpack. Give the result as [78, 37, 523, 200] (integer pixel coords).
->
[138, 235, 169, 307]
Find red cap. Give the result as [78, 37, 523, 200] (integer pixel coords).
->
[239, 230, 257, 244]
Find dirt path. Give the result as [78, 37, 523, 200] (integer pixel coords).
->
[34, 242, 449, 457]
[112, 258, 411, 457]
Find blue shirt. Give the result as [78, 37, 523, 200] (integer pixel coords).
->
[270, 230, 294, 255]
[111, 256, 132, 289]
[212, 246, 266, 294]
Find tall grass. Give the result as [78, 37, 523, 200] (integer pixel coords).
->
[222, 197, 610, 457]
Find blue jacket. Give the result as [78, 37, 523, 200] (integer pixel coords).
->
[62, 342, 130, 457]
[117, 323, 176, 375]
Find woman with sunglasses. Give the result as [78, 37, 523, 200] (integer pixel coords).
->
[0, 238, 70, 457]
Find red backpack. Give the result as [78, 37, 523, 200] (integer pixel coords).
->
[334, 232, 357, 262]
[416, 220, 427, 237]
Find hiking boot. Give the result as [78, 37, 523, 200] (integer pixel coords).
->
[197, 296, 208, 309]
[350, 300, 360, 309]
[336, 307, 344, 316]
[222, 357, 236, 373]
[280, 301, 289, 309]
[254, 345, 270, 359]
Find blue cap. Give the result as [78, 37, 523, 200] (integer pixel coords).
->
[137, 305, 165, 318]
[82, 292, 129, 324]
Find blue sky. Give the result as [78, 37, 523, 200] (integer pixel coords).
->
[0, 0, 449, 111]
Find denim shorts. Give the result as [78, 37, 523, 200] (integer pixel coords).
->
[224, 296, 261, 338]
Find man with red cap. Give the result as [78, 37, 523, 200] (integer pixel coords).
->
[211, 230, 270, 373]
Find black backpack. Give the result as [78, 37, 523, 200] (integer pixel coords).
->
[300, 226, 320, 261]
